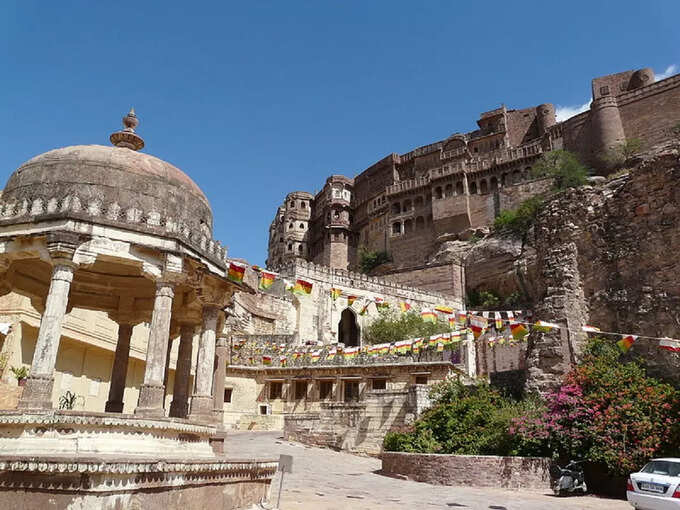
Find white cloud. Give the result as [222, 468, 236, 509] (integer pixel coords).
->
[555, 99, 592, 122]
[655, 64, 678, 81]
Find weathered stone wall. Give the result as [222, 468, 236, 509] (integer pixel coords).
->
[378, 262, 464, 298]
[380, 452, 550, 489]
[526, 143, 680, 390]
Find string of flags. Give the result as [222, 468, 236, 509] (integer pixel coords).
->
[230, 330, 468, 368]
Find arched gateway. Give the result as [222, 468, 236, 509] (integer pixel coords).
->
[338, 307, 360, 346]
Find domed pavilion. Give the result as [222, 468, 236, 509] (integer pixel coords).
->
[0, 111, 275, 508]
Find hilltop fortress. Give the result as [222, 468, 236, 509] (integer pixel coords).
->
[267, 67, 680, 294]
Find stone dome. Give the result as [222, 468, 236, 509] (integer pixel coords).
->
[3, 144, 214, 236]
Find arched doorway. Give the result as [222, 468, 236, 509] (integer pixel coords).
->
[338, 308, 360, 347]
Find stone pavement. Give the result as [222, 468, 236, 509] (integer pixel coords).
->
[227, 431, 631, 510]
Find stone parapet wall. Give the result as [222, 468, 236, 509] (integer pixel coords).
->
[380, 452, 550, 489]
[281, 259, 458, 304]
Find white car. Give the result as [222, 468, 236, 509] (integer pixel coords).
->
[628, 458, 680, 509]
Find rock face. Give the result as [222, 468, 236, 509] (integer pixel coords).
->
[525, 143, 680, 391]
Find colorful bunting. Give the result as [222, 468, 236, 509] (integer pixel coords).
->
[330, 288, 342, 300]
[495, 312, 503, 330]
[399, 302, 412, 313]
[534, 320, 560, 333]
[293, 278, 313, 296]
[470, 315, 488, 339]
[510, 322, 529, 340]
[617, 335, 637, 353]
[258, 270, 277, 290]
[421, 310, 437, 323]
[659, 338, 680, 352]
[347, 295, 358, 306]
[582, 325, 601, 333]
[228, 262, 246, 283]
[435, 305, 453, 314]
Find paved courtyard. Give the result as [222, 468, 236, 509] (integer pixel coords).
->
[226, 431, 631, 510]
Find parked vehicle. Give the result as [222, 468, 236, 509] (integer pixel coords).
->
[550, 460, 587, 496]
[628, 458, 680, 509]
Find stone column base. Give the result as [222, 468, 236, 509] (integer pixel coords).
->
[169, 399, 189, 419]
[135, 384, 166, 417]
[104, 400, 124, 413]
[17, 376, 54, 410]
[188, 395, 214, 422]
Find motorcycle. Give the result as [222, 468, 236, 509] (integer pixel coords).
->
[549, 460, 588, 496]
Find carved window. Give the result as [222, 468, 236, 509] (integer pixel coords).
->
[299, 223, 304, 229]
[415, 375, 428, 385]
[392, 222, 401, 235]
[372, 378, 387, 390]
[319, 381, 333, 400]
[343, 381, 360, 402]
[599, 85, 610, 96]
[224, 388, 233, 403]
[295, 381, 308, 400]
[287, 243, 292, 251]
[434, 187, 443, 199]
[269, 382, 283, 400]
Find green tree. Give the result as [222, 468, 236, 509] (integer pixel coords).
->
[362, 310, 450, 345]
[492, 196, 544, 238]
[531, 150, 589, 190]
[358, 247, 391, 274]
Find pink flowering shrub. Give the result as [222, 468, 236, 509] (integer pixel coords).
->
[512, 338, 680, 475]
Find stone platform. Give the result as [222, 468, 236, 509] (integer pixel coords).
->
[0, 410, 278, 509]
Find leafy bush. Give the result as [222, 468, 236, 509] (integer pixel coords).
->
[512, 338, 680, 475]
[384, 379, 546, 456]
[363, 310, 450, 345]
[604, 138, 644, 168]
[358, 248, 391, 274]
[466, 289, 523, 310]
[493, 196, 544, 238]
[10, 366, 28, 380]
[531, 150, 589, 190]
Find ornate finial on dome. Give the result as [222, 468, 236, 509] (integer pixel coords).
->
[110, 108, 145, 151]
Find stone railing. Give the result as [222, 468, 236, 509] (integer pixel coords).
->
[400, 142, 444, 162]
[0, 193, 228, 269]
[385, 176, 431, 196]
[280, 259, 455, 303]
[380, 452, 551, 489]
[441, 146, 467, 160]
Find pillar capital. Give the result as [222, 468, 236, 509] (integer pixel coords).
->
[46, 231, 81, 262]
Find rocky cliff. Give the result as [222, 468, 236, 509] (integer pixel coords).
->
[429, 142, 680, 391]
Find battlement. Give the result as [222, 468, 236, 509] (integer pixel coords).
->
[280, 258, 459, 304]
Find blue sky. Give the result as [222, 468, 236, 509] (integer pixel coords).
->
[2, 1, 678, 265]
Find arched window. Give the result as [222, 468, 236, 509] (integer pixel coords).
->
[404, 219, 413, 233]
[445, 183, 453, 196]
[299, 223, 305, 229]
[469, 182, 478, 194]
[415, 216, 424, 229]
[414, 196, 424, 208]
[297, 244, 303, 253]
[434, 187, 443, 199]
[287, 243, 292, 251]
[501, 173, 508, 186]
[289, 201, 295, 209]
[289, 222, 294, 230]
[333, 209, 340, 220]
[392, 203, 401, 215]
[455, 181, 464, 195]
[490, 176, 499, 191]
[392, 222, 401, 235]
[403, 199, 412, 211]
[301, 201, 307, 209]
[512, 170, 521, 184]
[480, 180, 488, 194]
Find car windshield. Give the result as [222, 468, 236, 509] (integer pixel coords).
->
[641, 461, 680, 477]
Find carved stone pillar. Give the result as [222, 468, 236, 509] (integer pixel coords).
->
[18, 261, 76, 409]
[169, 324, 195, 418]
[105, 323, 134, 413]
[136, 282, 174, 417]
[189, 305, 219, 422]
[212, 336, 229, 423]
